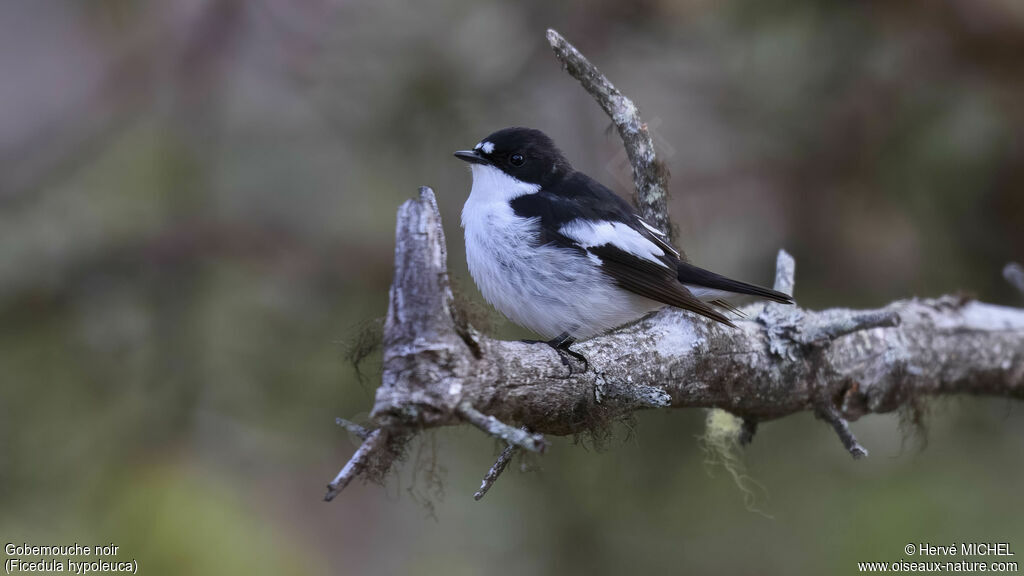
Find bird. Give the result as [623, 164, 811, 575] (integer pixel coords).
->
[454, 127, 793, 368]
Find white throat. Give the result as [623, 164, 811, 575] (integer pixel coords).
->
[461, 164, 539, 228]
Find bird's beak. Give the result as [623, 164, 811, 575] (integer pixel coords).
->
[453, 150, 490, 165]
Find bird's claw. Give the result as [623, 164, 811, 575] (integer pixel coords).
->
[555, 346, 589, 373]
[520, 333, 590, 374]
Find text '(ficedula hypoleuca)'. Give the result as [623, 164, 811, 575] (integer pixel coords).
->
[454, 127, 793, 366]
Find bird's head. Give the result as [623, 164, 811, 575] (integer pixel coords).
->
[454, 127, 572, 188]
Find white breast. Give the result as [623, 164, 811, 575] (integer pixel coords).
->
[461, 165, 661, 340]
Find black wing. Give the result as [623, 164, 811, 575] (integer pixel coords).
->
[588, 242, 736, 327]
[511, 171, 735, 327]
[511, 172, 677, 254]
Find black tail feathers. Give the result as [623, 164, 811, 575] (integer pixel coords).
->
[677, 261, 794, 304]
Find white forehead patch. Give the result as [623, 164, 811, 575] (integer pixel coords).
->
[480, 141, 495, 154]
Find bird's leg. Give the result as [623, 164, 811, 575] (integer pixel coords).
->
[520, 333, 589, 373]
[547, 332, 589, 373]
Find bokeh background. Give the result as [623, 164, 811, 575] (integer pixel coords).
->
[2, 1, 1023, 574]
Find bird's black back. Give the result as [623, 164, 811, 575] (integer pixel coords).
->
[509, 170, 738, 326]
[514, 172, 625, 242]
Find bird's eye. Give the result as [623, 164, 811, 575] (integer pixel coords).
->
[510, 154, 525, 167]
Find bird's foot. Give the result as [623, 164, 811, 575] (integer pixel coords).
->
[554, 346, 589, 373]
[519, 332, 589, 374]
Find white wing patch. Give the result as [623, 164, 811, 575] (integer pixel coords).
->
[559, 219, 669, 268]
[636, 216, 680, 257]
[637, 217, 665, 237]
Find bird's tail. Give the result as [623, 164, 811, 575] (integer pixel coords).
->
[677, 261, 794, 304]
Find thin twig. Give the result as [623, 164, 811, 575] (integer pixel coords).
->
[815, 403, 869, 459]
[335, 417, 370, 440]
[474, 443, 520, 501]
[457, 402, 547, 453]
[325, 429, 385, 501]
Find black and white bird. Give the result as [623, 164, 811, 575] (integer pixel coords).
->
[454, 127, 793, 366]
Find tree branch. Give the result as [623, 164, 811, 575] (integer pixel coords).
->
[368, 192, 1024, 433]
[325, 186, 1024, 500]
[547, 29, 673, 238]
[324, 30, 1024, 502]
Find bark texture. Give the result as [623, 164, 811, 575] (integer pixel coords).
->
[324, 30, 1024, 502]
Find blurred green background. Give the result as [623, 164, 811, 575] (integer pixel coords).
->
[2, 1, 1022, 574]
